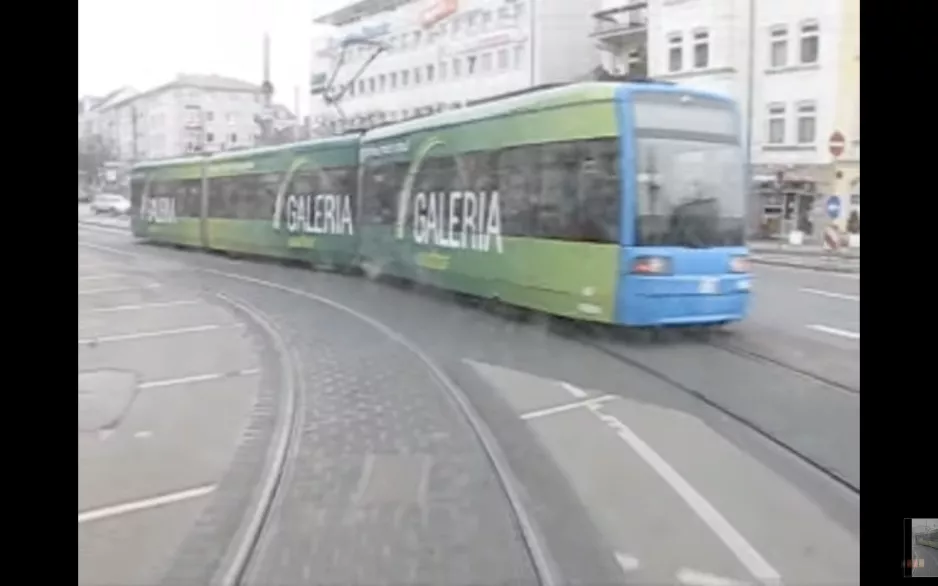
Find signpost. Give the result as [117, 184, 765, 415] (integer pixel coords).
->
[826, 195, 842, 219]
[828, 130, 846, 158]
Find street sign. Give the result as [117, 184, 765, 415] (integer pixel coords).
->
[826, 195, 842, 219]
[828, 131, 846, 158]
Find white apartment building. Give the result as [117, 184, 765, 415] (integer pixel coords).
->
[309, 0, 598, 134]
[645, 0, 860, 238]
[590, 0, 648, 78]
[78, 75, 264, 162]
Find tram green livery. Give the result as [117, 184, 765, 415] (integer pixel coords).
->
[130, 81, 751, 327]
[131, 136, 361, 267]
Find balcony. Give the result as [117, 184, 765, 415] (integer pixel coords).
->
[591, 2, 648, 47]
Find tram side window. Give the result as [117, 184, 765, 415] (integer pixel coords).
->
[320, 166, 358, 216]
[536, 142, 580, 239]
[576, 139, 620, 244]
[176, 179, 201, 217]
[362, 160, 407, 225]
[496, 146, 539, 236]
[210, 177, 238, 219]
[254, 173, 282, 221]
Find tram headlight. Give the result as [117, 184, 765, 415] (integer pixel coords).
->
[631, 256, 672, 275]
[730, 255, 750, 273]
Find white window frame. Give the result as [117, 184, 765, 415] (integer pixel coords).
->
[769, 25, 788, 68]
[667, 33, 683, 72]
[692, 29, 709, 69]
[766, 103, 786, 144]
[795, 101, 816, 144]
[799, 20, 819, 64]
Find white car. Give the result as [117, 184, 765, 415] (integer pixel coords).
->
[90, 194, 131, 216]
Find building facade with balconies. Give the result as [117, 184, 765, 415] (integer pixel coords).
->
[83, 75, 264, 162]
[590, 1, 648, 78]
[646, 0, 859, 238]
[309, 0, 598, 134]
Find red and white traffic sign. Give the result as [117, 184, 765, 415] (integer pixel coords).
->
[823, 224, 841, 251]
[828, 131, 846, 158]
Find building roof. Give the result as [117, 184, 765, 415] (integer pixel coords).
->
[104, 74, 261, 110]
[314, 0, 412, 26]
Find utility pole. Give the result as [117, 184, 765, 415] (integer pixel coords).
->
[744, 0, 756, 176]
[131, 104, 139, 161]
[258, 33, 275, 145]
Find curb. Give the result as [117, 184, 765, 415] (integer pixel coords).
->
[751, 257, 860, 274]
[78, 219, 131, 232]
[749, 248, 861, 260]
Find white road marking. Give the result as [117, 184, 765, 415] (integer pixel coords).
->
[138, 368, 260, 390]
[78, 323, 237, 345]
[560, 381, 588, 399]
[133, 430, 153, 439]
[519, 395, 615, 420]
[807, 324, 860, 340]
[78, 484, 216, 524]
[615, 552, 640, 573]
[800, 288, 860, 302]
[676, 568, 752, 586]
[78, 273, 128, 281]
[587, 404, 782, 586]
[78, 283, 160, 295]
[85, 300, 201, 313]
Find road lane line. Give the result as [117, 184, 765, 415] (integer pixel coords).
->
[676, 568, 751, 586]
[78, 283, 160, 295]
[520, 395, 616, 420]
[800, 288, 860, 302]
[560, 381, 588, 399]
[85, 300, 201, 313]
[78, 484, 216, 524]
[615, 552, 640, 573]
[139, 368, 260, 389]
[78, 323, 238, 345]
[807, 324, 860, 340]
[754, 264, 860, 280]
[587, 404, 782, 586]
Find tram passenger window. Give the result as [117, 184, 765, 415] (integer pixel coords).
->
[575, 139, 620, 243]
[255, 173, 282, 220]
[362, 161, 405, 225]
[321, 165, 358, 218]
[496, 146, 538, 237]
[537, 142, 579, 239]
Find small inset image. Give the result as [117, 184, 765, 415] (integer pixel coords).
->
[910, 518, 938, 578]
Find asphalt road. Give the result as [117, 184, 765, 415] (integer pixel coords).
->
[78, 247, 264, 585]
[913, 543, 938, 578]
[78, 224, 860, 585]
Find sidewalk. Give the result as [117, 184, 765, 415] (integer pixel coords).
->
[748, 240, 860, 259]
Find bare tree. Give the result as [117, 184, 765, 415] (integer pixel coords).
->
[78, 134, 116, 184]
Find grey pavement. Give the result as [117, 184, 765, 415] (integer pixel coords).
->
[749, 240, 860, 259]
[78, 245, 263, 586]
[78, 226, 860, 585]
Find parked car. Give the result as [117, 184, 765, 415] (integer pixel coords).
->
[90, 193, 130, 216]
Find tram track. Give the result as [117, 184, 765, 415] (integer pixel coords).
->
[562, 321, 860, 497]
[81, 228, 859, 566]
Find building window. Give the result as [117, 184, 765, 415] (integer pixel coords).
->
[205, 111, 215, 121]
[379, 74, 386, 91]
[692, 30, 709, 68]
[800, 21, 819, 64]
[467, 55, 478, 75]
[796, 101, 816, 144]
[390, 72, 397, 88]
[413, 31, 422, 45]
[230, 133, 237, 143]
[453, 58, 462, 77]
[439, 61, 448, 79]
[427, 64, 435, 81]
[358, 80, 365, 94]
[766, 103, 786, 144]
[481, 52, 492, 72]
[369, 78, 376, 92]
[667, 33, 682, 72]
[513, 44, 524, 68]
[414, 67, 422, 84]
[206, 132, 214, 143]
[497, 48, 509, 69]
[401, 70, 410, 86]
[769, 26, 788, 68]
[481, 10, 492, 27]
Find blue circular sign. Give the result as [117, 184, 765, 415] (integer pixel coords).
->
[826, 196, 842, 219]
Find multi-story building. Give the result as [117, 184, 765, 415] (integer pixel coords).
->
[590, 0, 648, 78]
[78, 75, 264, 162]
[646, 0, 860, 237]
[309, 0, 599, 134]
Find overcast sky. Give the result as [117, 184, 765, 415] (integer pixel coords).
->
[78, 0, 349, 116]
